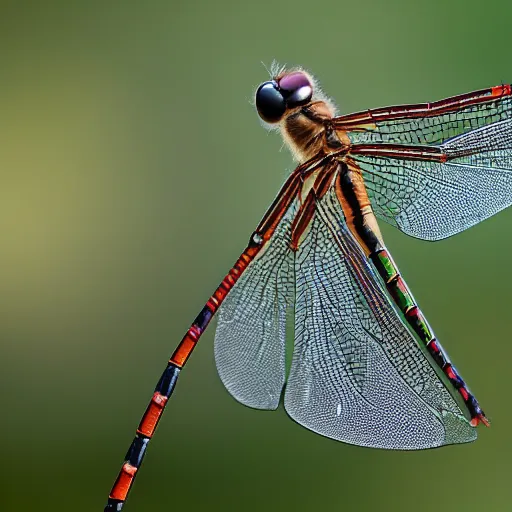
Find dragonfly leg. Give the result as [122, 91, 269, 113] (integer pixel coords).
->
[334, 84, 512, 130]
[290, 163, 337, 250]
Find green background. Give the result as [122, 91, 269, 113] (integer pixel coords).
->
[1, 1, 511, 510]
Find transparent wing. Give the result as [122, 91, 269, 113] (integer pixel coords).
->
[284, 187, 476, 449]
[352, 118, 512, 240]
[214, 200, 297, 410]
[337, 87, 512, 146]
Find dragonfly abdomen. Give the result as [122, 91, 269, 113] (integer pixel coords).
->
[335, 157, 488, 428]
[369, 247, 488, 427]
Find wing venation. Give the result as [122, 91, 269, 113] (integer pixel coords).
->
[284, 187, 476, 449]
[353, 118, 512, 240]
[214, 201, 297, 409]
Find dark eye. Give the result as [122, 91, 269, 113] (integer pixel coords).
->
[278, 72, 313, 108]
[255, 81, 286, 123]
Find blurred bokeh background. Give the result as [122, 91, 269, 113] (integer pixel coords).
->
[1, 1, 511, 510]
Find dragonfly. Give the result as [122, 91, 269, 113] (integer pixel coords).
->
[105, 65, 512, 510]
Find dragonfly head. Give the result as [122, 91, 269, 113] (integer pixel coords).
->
[256, 71, 313, 123]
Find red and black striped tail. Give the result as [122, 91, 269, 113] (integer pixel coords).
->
[370, 247, 490, 427]
[103, 236, 265, 510]
[104, 363, 180, 511]
[103, 155, 318, 509]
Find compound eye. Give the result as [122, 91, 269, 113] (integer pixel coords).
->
[255, 81, 286, 123]
[278, 72, 313, 108]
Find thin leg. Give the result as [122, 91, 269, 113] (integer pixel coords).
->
[289, 162, 337, 251]
[334, 84, 512, 130]
[349, 143, 449, 162]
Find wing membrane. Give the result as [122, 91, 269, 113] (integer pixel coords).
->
[338, 87, 512, 146]
[214, 200, 297, 409]
[352, 118, 512, 240]
[284, 187, 476, 449]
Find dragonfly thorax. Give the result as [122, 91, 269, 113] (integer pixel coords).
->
[282, 100, 342, 161]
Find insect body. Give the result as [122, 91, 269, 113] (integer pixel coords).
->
[105, 67, 512, 510]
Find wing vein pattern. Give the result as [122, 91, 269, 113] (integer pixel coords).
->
[352, 118, 512, 240]
[214, 201, 298, 409]
[215, 177, 476, 448]
[284, 187, 475, 449]
[344, 94, 512, 146]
